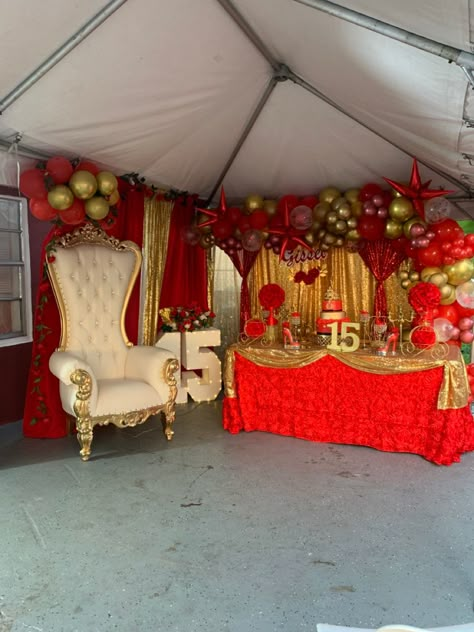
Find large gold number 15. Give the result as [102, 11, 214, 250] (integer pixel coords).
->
[327, 322, 361, 353]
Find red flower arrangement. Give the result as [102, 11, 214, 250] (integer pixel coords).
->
[160, 302, 215, 332]
[258, 283, 285, 309]
[408, 282, 441, 314]
[411, 326, 437, 349]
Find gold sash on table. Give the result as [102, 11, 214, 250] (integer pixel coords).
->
[223, 343, 469, 410]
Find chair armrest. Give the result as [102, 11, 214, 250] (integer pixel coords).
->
[125, 345, 179, 403]
[49, 350, 98, 416]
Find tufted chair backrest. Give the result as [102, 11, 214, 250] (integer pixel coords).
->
[47, 226, 141, 380]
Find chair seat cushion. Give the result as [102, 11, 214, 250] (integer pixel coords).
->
[95, 378, 163, 417]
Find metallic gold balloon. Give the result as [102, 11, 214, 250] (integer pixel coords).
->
[420, 266, 442, 282]
[440, 283, 457, 305]
[331, 197, 348, 211]
[389, 196, 415, 223]
[344, 188, 360, 204]
[399, 270, 409, 281]
[319, 187, 341, 205]
[400, 279, 412, 290]
[326, 211, 338, 225]
[347, 217, 358, 229]
[429, 272, 449, 287]
[85, 196, 110, 220]
[320, 243, 330, 251]
[317, 228, 327, 239]
[384, 218, 403, 239]
[305, 231, 317, 246]
[313, 202, 331, 222]
[199, 233, 215, 249]
[96, 171, 118, 196]
[336, 205, 351, 220]
[323, 233, 337, 245]
[334, 237, 344, 247]
[351, 201, 363, 218]
[403, 216, 426, 239]
[443, 259, 474, 286]
[312, 220, 322, 232]
[334, 220, 348, 234]
[69, 170, 98, 200]
[263, 199, 277, 216]
[409, 271, 420, 283]
[346, 228, 360, 241]
[391, 188, 404, 198]
[48, 185, 74, 210]
[244, 194, 264, 214]
[106, 189, 120, 206]
[197, 213, 212, 234]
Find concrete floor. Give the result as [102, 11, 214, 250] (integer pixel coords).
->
[1, 400, 474, 632]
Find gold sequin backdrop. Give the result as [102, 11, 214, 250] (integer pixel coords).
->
[249, 247, 410, 329]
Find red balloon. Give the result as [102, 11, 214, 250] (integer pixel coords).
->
[357, 215, 385, 240]
[391, 235, 408, 254]
[452, 301, 474, 319]
[359, 182, 383, 202]
[464, 233, 474, 247]
[227, 207, 241, 224]
[20, 169, 47, 199]
[75, 160, 100, 176]
[29, 197, 57, 221]
[46, 156, 73, 184]
[237, 216, 252, 234]
[432, 219, 464, 243]
[248, 209, 269, 230]
[212, 219, 233, 240]
[435, 304, 459, 325]
[300, 195, 318, 208]
[59, 198, 86, 225]
[277, 195, 299, 212]
[417, 243, 443, 267]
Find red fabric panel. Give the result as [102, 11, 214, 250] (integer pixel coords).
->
[23, 184, 145, 438]
[226, 249, 259, 332]
[223, 353, 474, 466]
[159, 195, 208, 312]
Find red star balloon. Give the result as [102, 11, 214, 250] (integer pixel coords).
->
[196, 187, 228, 228]
[267, 200, 314, 261]
[383, 158, 453, 220]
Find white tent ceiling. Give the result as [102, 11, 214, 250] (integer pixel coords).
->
[1, 0, 474, 218]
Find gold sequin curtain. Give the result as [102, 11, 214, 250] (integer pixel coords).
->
[249, 247, 410, 330]
[141, 196, 174, 345]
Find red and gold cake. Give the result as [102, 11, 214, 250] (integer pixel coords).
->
[316, 287, 350, 334]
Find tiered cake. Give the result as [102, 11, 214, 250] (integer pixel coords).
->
[316, 286, 350, 335]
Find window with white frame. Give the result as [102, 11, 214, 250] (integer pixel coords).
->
[0, 195, 32, 346]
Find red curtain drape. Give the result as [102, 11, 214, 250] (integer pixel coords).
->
[23, 184, 145, 439]
[226, 249, 259, 332]
[159, 194, 208, 313]
[358, 238, 406, 317]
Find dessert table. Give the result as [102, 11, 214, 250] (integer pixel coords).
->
[222, 342, 474, 465]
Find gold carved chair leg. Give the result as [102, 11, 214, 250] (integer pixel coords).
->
[162, 358, 180, 441]
[71, 368, 94, 461]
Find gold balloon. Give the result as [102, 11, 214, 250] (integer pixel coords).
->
[312, 220, 322, 232]
[429, 272, 449, 288]
[403, 216, 426, 240]
[409, 271, 420, 283]
[420, 266, 442, 282]
[317, 228, 327, 239]
[320, 243, 330, 251]
[334, 220, 348, 234]
[313, 202, 331, 222]
[48, 185, 74, 210]
[326, 211, 338, 225]
[319, 187, 341, 205]
[351, 201, 363, 218]
[85, 196, 110, 220]
[331, 197, 348, 211]
[244, 193, 264, 214]
[384, 218, 403, 240]
[305, 231, 317, 246]
[347, 217, 358, 229]
[389, 196, 415, 223]
[399, 270, 409, 281]
[334, 237, 344, 247]
[391, 188, 403, 198]
[344, 188, 360, 204]
[106, 189, 120, 206]
[336, 205, 351, 220]
[400, 279, 412, 290]
[323, 233, 337, 245]
[440, 283, 457, 305]
[443, 258, 474, 286]
[69, 170, 98, 200]
[197, 213, 212, 234]
[263, 199, 277, 216]
[199, 233, 215, 249]
[346, 228, 360, 242]
[96, 171, 118, 197]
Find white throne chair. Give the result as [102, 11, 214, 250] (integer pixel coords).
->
[47, 224, 179, 461]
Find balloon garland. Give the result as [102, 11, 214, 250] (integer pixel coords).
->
[19, 155, 120, 227]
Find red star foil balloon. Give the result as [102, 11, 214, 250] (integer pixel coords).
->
[383, 158, 453, 219]
[196, 187, 228, 228]
[267, 200, 314, 261]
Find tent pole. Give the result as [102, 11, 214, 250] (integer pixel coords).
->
[0, 137, 52, 161]
[293, 0, 474, 85]
[0, 0, 128, 113]
[288, 71, 472, 195]
[215, 0, 281, 71]
[206, 77, 280, 205]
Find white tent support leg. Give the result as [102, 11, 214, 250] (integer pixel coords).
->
[0, 0, 128, 113]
